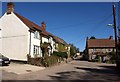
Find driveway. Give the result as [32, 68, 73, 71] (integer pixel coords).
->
[0, 62, 45, 75]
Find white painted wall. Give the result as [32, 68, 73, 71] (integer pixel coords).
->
[0, 19, 2, 53]
[42, 37, 48, 43]
[29, 32, 42, 57]
[51, 40, 58, 52]
[1, 12, 29, 61]
[48, 37, 54, 53]
[53, 41, 56, 51]
[1, 12, 43, 60]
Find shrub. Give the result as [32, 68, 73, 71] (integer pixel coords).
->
[53, 51, 68, 59]
[93, 55, 100, 62]
[109, 51, 116, 60]
[42, 55, 59, 67]
[105, 51, 116, 64]
[27, 55, 60, 67]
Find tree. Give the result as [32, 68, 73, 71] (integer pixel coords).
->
[58, 43, 66, 52]
[76, 48, 80, 53]
[69, 44, 79, 57]
[90, 36, 96, 39]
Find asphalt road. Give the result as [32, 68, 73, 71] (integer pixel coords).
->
[1, 59, 120, 81]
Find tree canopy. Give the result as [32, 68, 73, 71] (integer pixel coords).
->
[90, 36, 96, 39]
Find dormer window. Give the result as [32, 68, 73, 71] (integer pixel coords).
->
[34, 31, 40, 39]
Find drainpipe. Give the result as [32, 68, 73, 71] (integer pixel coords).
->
[29, 30, 32, 55]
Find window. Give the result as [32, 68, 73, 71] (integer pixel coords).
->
[34, 31, 40, 39]
[93, 48, 96, 52]
[108, 49, 111, 52]
[33, 45, 40, 55]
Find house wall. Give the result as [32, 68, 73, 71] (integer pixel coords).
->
[29, 32, 42, 57]
[48, 37, 54, 53]
[52, 41, 57, 52]
[88, 48, 115, 61]
[88, 48, 115, 55]
[0, 19, 2, 53]
[54, 42, 59, 52]
[42, 37, 48, 43]
[0, 12, 29, 61]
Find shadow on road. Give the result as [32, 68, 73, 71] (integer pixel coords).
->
[48, 71, 81, 80]
[99, 65, 120, 74]
[75, 66, 119, 75]
[99, 65, 116, 70]
[48, 65, 120, 81]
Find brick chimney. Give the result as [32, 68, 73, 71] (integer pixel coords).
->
[7, 2, 15, 14]
[109, 36, 113, 40]
[41, 22, 46, 31]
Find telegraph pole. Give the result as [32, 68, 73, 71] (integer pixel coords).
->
[112, 3, 120, 69]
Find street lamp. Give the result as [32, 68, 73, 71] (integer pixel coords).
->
[107, 3, 118, 68]
[112, 4, 118, 63]
[107, 24, 114, 27]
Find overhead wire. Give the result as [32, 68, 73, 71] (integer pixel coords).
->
[73, 13, 113, 45]
[48, 13, 113, 31]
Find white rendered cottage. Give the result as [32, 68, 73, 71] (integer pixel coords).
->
[0, 2, 69, 61]
[0, 2, 43, 61]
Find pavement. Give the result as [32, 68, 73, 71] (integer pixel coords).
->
[0, 62, 45, 74]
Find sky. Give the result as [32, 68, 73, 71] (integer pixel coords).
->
[2, 2, 120, 51]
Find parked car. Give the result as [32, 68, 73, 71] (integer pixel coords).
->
[0, 54, 10, 66]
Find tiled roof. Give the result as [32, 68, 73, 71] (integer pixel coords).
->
[14, 12, 68, 45]
[87, 39, 115, 48]
[47, 32, 68, 45]
[54, 36, 68, 46]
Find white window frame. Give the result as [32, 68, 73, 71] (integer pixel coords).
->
[33, 45, 40, 56]
[34, 31, 40, 39]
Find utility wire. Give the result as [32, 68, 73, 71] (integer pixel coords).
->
[71, 13, 112, 43]
[73, 13, 113, 44]
[48, 13, 113, 31]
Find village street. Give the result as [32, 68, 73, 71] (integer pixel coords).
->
[1, 59, 120, 81]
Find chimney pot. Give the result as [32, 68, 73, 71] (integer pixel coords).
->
[7, 2, 15, 14]
[41, 22, 46, 31]
[109, 36, 113, 40]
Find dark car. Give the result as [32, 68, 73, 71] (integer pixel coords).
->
[0, 54, 10, 66]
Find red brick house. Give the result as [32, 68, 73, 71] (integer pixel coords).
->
[85, 36, 115, 62]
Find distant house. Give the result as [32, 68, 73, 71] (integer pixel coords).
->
[0, 2, 69, 61]
[85, 36, 115, 62]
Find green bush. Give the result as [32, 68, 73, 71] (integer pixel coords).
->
[27, 57, 43, 66]
[94, 55, 100, 62]
[42, 55, 60, 67]
[104, 51, 116, 64]
[27, 55, 60, 67]
[53, 51, 68, 59]
[58, 43, 66, 52]
[106, 60, 116, 64]
[109, 51, 116, 60]
[90, 56, 99, 62]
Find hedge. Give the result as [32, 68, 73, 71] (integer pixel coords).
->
[27, 55, 60, 67]
[52, 51, 68, 59]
